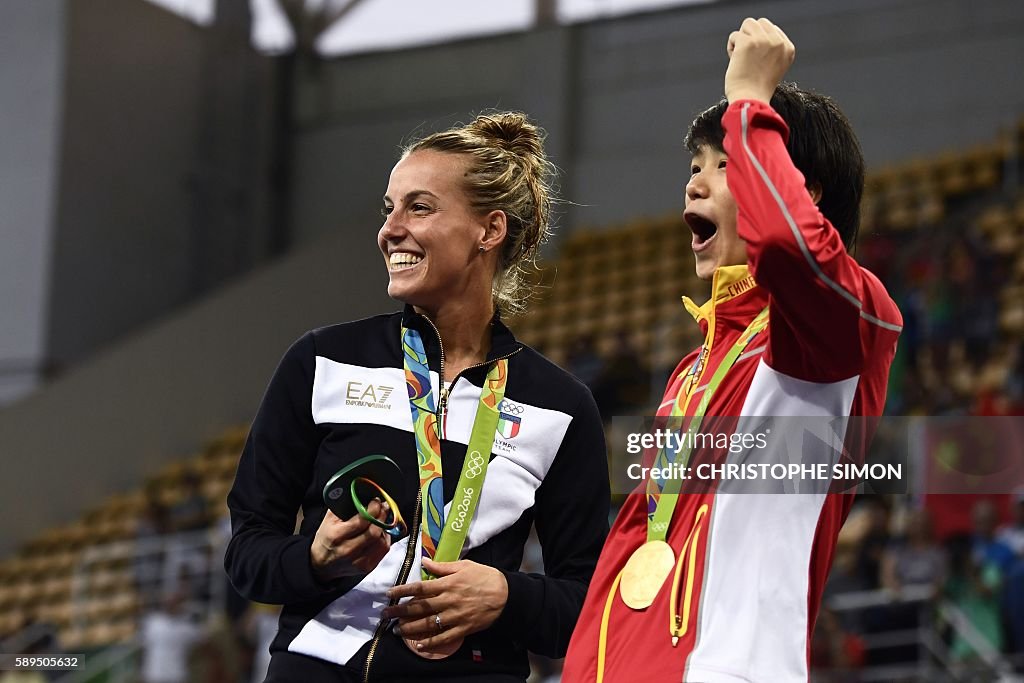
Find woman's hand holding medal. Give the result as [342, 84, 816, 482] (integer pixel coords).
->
[383, 558, 509, 657]
[310, 499, 393, 582]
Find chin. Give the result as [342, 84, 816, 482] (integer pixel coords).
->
[387, 282, 413, 303]
[694, 261, 715, 282]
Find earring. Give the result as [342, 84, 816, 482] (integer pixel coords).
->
[479, 246, 486, 253]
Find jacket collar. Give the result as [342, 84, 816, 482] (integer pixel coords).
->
[399, 304, 521, 367]
[682, 265, 768, 335]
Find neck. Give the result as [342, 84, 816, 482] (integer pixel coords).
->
[415, 299, 495, 379]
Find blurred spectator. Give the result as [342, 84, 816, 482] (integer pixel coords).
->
[924, 279, 953, 375]
[135, 486, 170, 607]
[897, 286, 924, 375]
[592, 330, 648, 420]
[971, 499, 1016, 575]
[809, 608, 866, 681]
[881, 507, 946, 598]
[858, 233, 897, 286]
[945, 535, 1004, 663]
[245, 603, 281, 683]
[972, 387, 1023, 416]
[1005, 343, 1024, 404]
[163, 469, 212, 600]
[169, 469, 209, 532]
[946, 240, 997, 370]
[823, 548, 868, 634]
[825, 548, 866, 597]
[140, 590, 204, 683]
[190, 612, 245, 683]
[565, 334, 604, 388]
[214, 505, 250, 624]
[876, 508, 945, 664]
[997, 489, 1024, 557]
[1004, 556, 1024, 660]
[855, 498, 891, 589]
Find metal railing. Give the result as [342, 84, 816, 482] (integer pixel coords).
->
[826, 587, 1022, 682]
[50, 527, 228, 683]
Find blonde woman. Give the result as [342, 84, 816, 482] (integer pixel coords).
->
[226, 113, 610, 682]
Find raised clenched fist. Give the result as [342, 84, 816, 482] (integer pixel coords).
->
[724, 17, 795, 105]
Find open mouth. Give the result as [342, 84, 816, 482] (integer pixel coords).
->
[389, 252, 423, 271]
[685, 212, 718, 251]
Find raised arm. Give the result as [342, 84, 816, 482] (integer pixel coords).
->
[722, 18, 901, 381]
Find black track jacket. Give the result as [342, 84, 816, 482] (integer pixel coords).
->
[225, 306, 610, 680]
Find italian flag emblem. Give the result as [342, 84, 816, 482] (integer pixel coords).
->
[497, 413, 521, 439]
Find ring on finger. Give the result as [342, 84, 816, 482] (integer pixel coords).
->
[434, 613, 443, 632]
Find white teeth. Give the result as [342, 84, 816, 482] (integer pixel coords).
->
[389, 253, 423, 269]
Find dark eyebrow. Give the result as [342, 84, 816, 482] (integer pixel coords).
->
[382, 190, 440, 204]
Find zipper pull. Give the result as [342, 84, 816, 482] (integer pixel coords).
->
[437, 383, 449, 439]
[669, 504, 709, 648]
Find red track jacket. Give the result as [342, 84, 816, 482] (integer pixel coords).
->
[562, 100, 902, 683]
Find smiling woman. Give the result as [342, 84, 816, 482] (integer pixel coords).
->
[225, 112, 610, 682]
[382, 114, 555, 317]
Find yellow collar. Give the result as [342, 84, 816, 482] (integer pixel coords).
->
[682, 265, 757, 323]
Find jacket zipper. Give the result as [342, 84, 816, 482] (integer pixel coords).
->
[420, 315, 521, 438]
[668, 504, 708, 646]
[362, 485, 422, 683]
[437, 350, 522, 434]
[362, 317, 519, 681]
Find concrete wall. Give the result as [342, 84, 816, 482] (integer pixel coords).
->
[291, 0, 1024, 235]
[0, 229, 391, 555]
[45, 0, 278, 370]
[0, 0, 65, 404]
[289, 26, 575, 247]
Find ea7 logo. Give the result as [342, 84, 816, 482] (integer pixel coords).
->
[345, 381, 394, 406]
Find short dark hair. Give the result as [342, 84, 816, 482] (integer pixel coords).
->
[684, 82, 865, 249]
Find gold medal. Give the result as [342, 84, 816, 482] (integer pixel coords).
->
[619, 540, 676, 609]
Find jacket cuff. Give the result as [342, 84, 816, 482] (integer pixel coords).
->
[493, 569, 536, 635]
[725, 99, 790, 141]
[281, 535, 342, 600]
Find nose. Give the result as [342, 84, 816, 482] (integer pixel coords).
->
[379, 209, 407, 243]
[685, 172, 708, 203]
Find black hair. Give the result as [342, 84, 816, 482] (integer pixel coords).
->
[684, 82, 865, 249]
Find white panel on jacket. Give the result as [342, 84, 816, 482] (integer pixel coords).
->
[312, 358, 436, 431]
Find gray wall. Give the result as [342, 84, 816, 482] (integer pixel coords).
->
[290, 0, 1024, 237]
[290, 25, 575, 247]
[45, 0, 278, 370]
[0, 229, 392, 555]
[0, 0, 65, 404]
[34, 0, 1024, 379]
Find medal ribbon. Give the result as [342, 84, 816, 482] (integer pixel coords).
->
[645, 307, 768, 542]
[402, 326, 508, 576]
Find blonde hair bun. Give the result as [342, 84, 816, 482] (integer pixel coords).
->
[467, 112, 546, 162]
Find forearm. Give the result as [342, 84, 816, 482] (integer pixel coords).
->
[224, 520, 336, 604]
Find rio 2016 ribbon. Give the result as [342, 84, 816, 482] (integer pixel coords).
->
[402, 327, 508, 578]
[620, 307, 769, 610]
